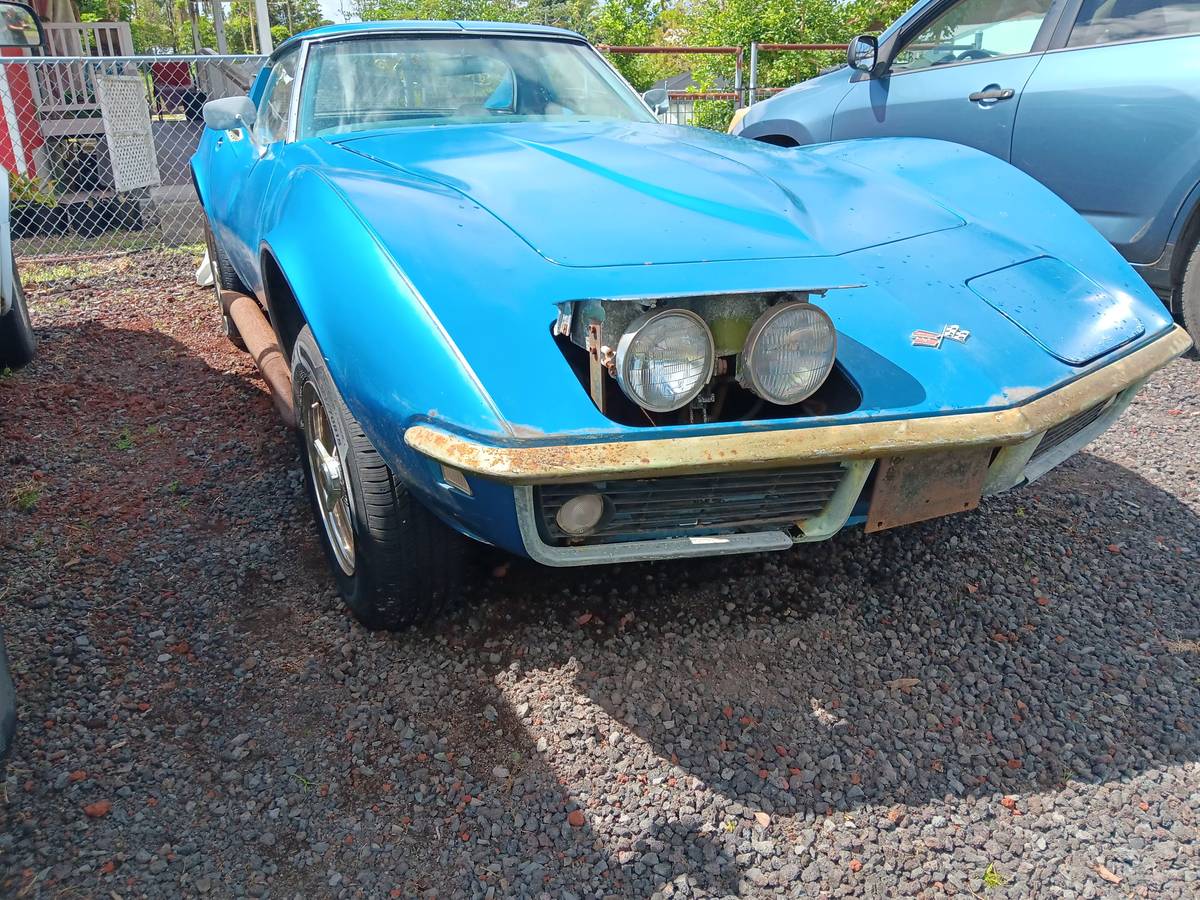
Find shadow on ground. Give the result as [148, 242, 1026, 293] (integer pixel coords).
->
[3, 305, 1196, 896]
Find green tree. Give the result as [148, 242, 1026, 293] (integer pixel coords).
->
[591, 0, 677, 90]
[680, 0, 910, 128]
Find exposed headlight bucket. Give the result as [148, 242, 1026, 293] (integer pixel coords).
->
[615, 308, 715, 412]
[555, 493, 606, 535]
[741, 302, 837, 405]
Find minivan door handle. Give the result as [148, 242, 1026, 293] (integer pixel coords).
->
[968, 87, 1015, 102]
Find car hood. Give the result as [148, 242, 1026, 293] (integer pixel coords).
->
[331, 120, 964, 268]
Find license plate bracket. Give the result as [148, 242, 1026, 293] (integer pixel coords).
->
[866, 447, 992, 533]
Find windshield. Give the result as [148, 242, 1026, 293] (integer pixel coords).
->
[297, 34, 655, 137]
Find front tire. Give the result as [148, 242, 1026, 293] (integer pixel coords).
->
[0, 260, 35, 370]
[1181, 238, 1200, 348]
[203, 217, 247, 349]
[291, 326, 467, 629]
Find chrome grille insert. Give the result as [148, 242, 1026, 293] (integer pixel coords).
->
[536, 465, 847, 545]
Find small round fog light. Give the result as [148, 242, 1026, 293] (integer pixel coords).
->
[555, 493, 605, 536]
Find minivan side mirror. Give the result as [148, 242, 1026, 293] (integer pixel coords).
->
[847, 35, 879, 74]
[0, 2, 45, 49]
[203, 95, 257, 132]
[642, 88, 669, 115]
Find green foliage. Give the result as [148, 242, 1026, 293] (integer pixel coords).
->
[88, 0, 913, 126]
[350, 0, 590, 30]
[345, 0, 910, 116]
[682, 0, 911, 113]
[83, 0, 331, 54]
[983, 862, 1006, 890]
[9, 172, 57, 207]
[591, 0, 675, 90]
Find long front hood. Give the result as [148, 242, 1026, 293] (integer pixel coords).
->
[333, 121, 964, 267]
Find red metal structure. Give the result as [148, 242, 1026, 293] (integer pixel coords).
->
[748, 42, 849, 105]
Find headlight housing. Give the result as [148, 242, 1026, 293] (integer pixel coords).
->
[740, 302, 837, 405]
[615, 308, 715, 412]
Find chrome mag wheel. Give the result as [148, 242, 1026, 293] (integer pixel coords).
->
[302, 381, 355, 575]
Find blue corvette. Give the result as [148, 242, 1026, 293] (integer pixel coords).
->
[193, 21, 1190, 628]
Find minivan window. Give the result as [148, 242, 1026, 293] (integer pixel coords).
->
[891, 0, 1055, 71]
[1068, 0, 1200, 47]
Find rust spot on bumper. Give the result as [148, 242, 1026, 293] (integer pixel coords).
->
[404, 326, 1191, 484]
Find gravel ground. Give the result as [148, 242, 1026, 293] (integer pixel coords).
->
[1, 252, 1198, 899]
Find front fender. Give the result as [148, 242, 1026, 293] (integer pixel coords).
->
[733, 67, 854, 145]
[260, 166, 510, 474]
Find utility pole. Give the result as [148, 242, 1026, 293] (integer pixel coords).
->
[188, 0, 202, 53]
[254, 0, 274, 53]
[212, 0, 229, 54]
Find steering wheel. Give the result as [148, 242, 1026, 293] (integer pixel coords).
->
[956, 48, 997, 61]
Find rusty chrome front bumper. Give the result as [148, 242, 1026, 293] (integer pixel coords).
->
[405, 325, 1191, 484]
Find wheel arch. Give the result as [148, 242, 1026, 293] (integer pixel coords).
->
[1168, 181, 1200, 289]
[737, 118, 817, 147]
[257, 168, 510, 463]
[753, 133, 801, 148]
[259, 244, 307, 362]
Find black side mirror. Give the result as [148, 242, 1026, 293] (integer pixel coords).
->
[847, 35, 879, 74]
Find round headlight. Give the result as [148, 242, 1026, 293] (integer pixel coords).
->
[741, 302, 837, 405]
[615, 309, 715, 413]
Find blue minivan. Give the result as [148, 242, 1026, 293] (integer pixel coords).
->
[732, 0, 1200, 340]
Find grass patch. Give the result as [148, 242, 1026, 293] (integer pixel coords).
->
[8, 479, 42, 511]
[113, 427, 135, 451]
[983, 862, 1006, 890]
[21, 260, 105, 286]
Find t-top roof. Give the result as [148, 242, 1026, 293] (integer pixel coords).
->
[275, 20, 585, 55]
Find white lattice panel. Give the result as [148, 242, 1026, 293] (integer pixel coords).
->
[97, 74, 161, 192]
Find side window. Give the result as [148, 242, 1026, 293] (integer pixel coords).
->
[1068, 0, 1200, 47]
[255, 47, 301, 144]
[891, 0, 1055, 72]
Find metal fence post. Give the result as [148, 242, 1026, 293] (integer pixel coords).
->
[734, 47, 743, 109]
[749, 42, 758, 106]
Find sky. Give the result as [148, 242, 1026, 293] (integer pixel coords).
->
[318, 0, 353, 23]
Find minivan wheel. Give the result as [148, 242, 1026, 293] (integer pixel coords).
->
[291, 325, 468, 629]
[0, 260, 35, 369]
[1181, 238, 1200, 350]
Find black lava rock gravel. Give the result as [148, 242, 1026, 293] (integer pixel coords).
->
[0, 253, 1197, 898]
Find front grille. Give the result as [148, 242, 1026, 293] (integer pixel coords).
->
[1031, 397, 1114, 461]
[536, 465, 847, 545]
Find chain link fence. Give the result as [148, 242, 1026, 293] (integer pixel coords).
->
[1, 54, 265, 261]
[0, 44, 845, 261]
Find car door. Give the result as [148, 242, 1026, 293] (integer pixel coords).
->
[831, 0, 1063, 160]
[213, 45, 302, 289]
[1011, 0, 1200, 267]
